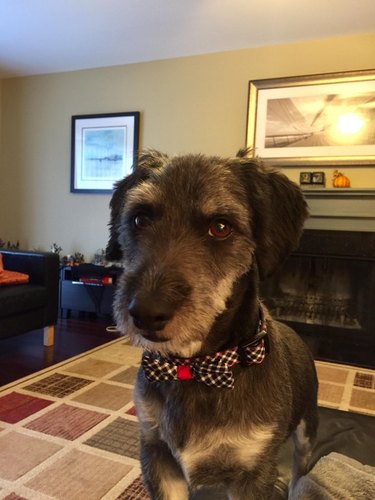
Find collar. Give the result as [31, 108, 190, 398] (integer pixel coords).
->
[141, 306, 269, 389]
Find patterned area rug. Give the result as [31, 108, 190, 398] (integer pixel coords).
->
[0, 337, 374, 500]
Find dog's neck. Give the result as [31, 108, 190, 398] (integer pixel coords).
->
[197, 268, 261, 356]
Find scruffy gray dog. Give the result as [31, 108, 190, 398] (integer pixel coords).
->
[106, 150, 318, 500]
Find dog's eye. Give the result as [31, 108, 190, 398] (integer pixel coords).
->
[208, 219, 233, 240]
[133, 214, 152, 229]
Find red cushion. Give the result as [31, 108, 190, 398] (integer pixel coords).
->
[0, 253, 29, 286]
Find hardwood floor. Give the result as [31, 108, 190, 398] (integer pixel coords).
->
[0, 315, 121, 387]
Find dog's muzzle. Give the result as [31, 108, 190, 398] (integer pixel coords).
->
[126, 269, 192, 336]
[128, 294, 175, 333]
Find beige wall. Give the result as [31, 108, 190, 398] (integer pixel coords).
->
[1, 33, 374, 258]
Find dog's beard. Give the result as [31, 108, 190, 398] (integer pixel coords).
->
[114, 270, 240, 357]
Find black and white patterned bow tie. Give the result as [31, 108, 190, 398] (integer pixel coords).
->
[141, 312, 268, 389]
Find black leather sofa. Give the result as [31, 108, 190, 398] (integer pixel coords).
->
[0, 250, 59, 345]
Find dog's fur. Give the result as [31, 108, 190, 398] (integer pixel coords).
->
[106, 150, 318, 500]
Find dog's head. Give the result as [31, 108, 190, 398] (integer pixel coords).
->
[106, 150, 308, 355]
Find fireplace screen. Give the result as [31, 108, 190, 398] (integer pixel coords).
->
[260, 230, 375, 368]
[262, 257, 369, 330]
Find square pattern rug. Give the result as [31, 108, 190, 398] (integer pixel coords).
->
[0, 337, 374, 500]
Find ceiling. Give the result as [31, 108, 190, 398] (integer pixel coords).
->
[0, 0, 374, 79]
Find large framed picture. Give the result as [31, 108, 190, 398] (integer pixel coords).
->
[71, 112, 140, 193]
[246, 70, 375, 166]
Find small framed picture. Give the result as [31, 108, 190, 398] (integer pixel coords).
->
[299, 172, 312, 185]
[71, 112, 140, 193]
[311, 172, 325, 185]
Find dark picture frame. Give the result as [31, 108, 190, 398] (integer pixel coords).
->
[71, 112, 140, 193]
[311, 172, 325, 185]
[299, 172, 312, 184]
[246, 70, 375, 166]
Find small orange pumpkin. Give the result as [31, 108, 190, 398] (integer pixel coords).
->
[332, 170, 350, 188]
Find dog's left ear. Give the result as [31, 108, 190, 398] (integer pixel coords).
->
[237, 159, 308, 279]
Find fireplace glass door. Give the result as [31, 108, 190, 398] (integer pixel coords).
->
[260, 230, 375, 368]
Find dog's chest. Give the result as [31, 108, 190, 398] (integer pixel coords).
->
[172, 424, 275, 479]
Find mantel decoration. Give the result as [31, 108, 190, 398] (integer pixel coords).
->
[332, 170, 351, 188]
[246, 69, 375, 167]
[71, 112, 140, 193]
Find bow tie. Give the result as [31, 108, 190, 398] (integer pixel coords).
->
[141, 311, 268, 389]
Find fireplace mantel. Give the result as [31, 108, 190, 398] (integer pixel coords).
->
[303, 188, 375, 197]
[303, 188, 375, 231]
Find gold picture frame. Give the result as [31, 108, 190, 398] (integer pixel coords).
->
[246, 69, 375, 166]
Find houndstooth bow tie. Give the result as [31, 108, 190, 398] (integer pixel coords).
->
[141, 312, 268, 389]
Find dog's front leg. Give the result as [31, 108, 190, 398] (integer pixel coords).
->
[140, 437, 189, 500]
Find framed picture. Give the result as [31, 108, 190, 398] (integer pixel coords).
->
[311, 172, 325, 185]
[71, 112, 140, 193]
[299, 172, 312, 184]
[246, 70, 375, 166]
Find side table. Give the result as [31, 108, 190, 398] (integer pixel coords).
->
[59, 264, 122, 318]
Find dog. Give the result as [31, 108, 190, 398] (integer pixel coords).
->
[106, 150, 318, 500]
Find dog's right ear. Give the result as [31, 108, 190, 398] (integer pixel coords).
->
[105, 174, 138, 262]
[236, 158, 308, 279]
[105, 150, 169, 261]
[137, 149, 170, 170]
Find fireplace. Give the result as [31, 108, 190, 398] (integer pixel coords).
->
[260, 230, 375, 368]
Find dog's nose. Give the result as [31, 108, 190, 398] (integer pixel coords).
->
[128, 296, 174, 331]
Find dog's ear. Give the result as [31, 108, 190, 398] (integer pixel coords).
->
[105, 150, 170, 261]
[106, 174, 139, 261]
[137, 149, 170, 170]
[238, 159, 308, 279]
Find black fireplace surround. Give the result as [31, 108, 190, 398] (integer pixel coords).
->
[260, 229, 375, 369]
